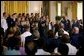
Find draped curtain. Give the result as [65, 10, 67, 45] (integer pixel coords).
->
[42, 1, 50, 16]
[4, 1, 29, 15]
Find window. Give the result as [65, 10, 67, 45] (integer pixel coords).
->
[58, 3, 61, 16]
[77, 2, 83, 20]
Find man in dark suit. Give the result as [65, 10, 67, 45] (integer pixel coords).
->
[70, 27, 80, 49]
[6, 13, 17, 28]
[38, 16, 47, 41]
[61, 16, 71, 32]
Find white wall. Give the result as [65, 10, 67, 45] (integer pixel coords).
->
[77, 2, 83, 20]
[67, 2, 72, 21]
[62, 1, 72, 21]
[1, 1, 4, 18]
[58, 3, 61, 16]
[67, 8, 72, 21]
[28, 1, 42, 17]
[61, 1, 68, 16]
[50, 1, 56, 23]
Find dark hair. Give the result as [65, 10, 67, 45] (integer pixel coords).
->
[25, 35, 37, 55]
[61, 34, 70, 43]
[62, 16, 65, 19]
[18, 13, 21, 15]
[7, 36, 21, 50]
[58, 43, 69, 55]
[24, 25, 30, 31]
[31, 13, 33, 15]
[12, 13, 17, 16]
[58, 29, 64, 36]
[37, 38, 45, 49]
[22, 13, 25, 16]
[18, 13, 21, 16]
[46, 38, 58, 53]
[26, 13, 29, 15]
[35, 13, 38, 16]
[47, 30, 55, 38]
[3, 12, 6, 16]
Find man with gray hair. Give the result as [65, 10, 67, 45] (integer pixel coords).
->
[70, 27, 80, 49]
[72, 27, 79, 34]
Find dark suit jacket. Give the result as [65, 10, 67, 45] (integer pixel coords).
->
[70, 33, 80, 49]
[25, 35, 37, 55]
[6, 17, 15, 28]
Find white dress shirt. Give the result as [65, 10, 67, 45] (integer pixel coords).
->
[49, 23, 52, 30]
[66, 43, 78, 55]
[35, 49, 51, 55]
[1, 17, 8, 32]
[54, 43, 78, 55]
[20, 31, 32, 46]
[55, 29, 69, 38]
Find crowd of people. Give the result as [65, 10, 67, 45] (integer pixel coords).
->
[1, 12, 83, 55]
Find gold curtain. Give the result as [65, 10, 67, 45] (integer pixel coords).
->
[71, 2, 77, 20]
[42, 1, 50, 16]
[4, 1, 29, 15]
